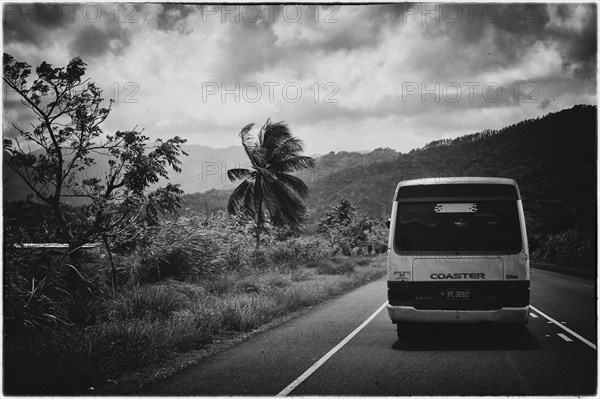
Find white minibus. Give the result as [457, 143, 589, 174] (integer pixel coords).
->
[387, 177, 530, 339]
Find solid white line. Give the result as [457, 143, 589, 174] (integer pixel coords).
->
[530, 313, 539, 318]
[557, 333, 573, 342]
[277, 301, 388, 397]
[530, 305, 596, 350]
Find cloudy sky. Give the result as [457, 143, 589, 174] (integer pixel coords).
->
[3, 3, 597, 154]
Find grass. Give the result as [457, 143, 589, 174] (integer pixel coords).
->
[4, 255, 386, 395]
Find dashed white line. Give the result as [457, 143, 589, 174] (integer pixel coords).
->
[530, 313, 539, 318]
[530, 305, 596, 350]
[558, 333, 573, 342]
[277, 301, 388, 396]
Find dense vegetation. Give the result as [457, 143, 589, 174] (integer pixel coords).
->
[4, 210, 386, 394]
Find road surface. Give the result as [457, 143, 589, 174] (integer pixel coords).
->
[137, 268, 597, 396]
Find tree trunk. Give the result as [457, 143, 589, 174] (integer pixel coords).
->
[102, 234, 119, 293]
[52, 200, 74, 243]
[255, 193, 263, 249]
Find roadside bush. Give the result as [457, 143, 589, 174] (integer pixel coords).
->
[532, 228, 595, 268]
[357, 258, 370, 266]
[133, 212, 255, 283]
[267, 244, 299, 265]
[4, 248, 110, 334]
[291, 269, 312, 282]
[205, 273, 239, 295]
[317, 200, 388, 256]
[316, 258, 355, 275]
[219, 294, 279, 331]
[108, 285, 186, 321]
[250, 248, 269, 269]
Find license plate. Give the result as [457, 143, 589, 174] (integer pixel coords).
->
[447, 288, 470, 300]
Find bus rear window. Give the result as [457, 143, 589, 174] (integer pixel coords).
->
[394, 201, 522, 253]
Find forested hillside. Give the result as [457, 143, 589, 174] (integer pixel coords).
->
[307, 105, 596, 230]
[186, 104, 596, 231]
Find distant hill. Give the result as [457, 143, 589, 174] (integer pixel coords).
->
[180, 147, 401, 212]
[305, 104, 597, 236]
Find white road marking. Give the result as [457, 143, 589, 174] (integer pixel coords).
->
[530, 305, 596, 350]
[530, 313, 539, 318]
[558, 333, 573, 342]
[277, 301, 388, 397]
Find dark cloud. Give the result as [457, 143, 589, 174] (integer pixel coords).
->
[208, 19, 277, 82]
[539, 98, 552, 109]
[548, 4, 597, 80]
[555, 4, 572, 21]
[70, 23, 131, 58]
[417, 4, 551, 71]
[397, 3, 596, 82]
[156, 4, 196, 32]
[4, 3, 133, 58]
[206, 4, 413, 81]
[3, 3, 76, 45]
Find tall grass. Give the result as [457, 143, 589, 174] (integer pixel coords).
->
[4, 211, 387, 395]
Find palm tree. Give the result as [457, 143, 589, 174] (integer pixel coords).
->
[227, 120, 315, 248]
[331, 199, 355, 226]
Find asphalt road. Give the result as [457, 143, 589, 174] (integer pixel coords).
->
[137, 268, 597, 396]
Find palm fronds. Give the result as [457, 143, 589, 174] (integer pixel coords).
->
[226, 120, 315, 246]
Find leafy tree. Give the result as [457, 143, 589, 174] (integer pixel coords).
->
[3, 53, 187, 287]
[318, 199, 383, 255]
[322, 199, 355, 226]
[226, 120, 315, 247]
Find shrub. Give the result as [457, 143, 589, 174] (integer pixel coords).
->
[218, 294, 279, 331]
[261, 273, 290, 289]
[357, 258, 370, 266]
[291, 269, 312, 282]
[133, 213, 256, 284]
[205, 273, 240, 296]
[532, 228, 595, 268]
[108, 285, 186, 321]
[250, 249, 269, 269]
[268, 244, 298, 264]
[3, 250, 110, 334]
[316, 258, 355, 275]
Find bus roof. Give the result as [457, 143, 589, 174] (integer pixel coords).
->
[394, 177, 521, 201]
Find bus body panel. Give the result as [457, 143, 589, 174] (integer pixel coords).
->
[386, 306, 529, 324]
[412, 256, 504, 281]
[387, 177, 530, 325]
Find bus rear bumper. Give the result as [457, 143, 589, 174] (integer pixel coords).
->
[387, 305, 529, 324]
